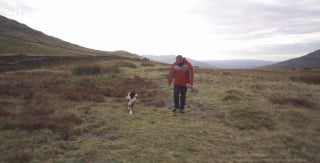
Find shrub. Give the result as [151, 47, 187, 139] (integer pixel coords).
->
[72, 64, 101, 75]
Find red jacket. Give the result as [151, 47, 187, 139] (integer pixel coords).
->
[168, 58, 194, 86]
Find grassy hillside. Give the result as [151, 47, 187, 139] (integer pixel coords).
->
[0, 15, 137, 58]
[262, 49, 320, 70]
[0, 58, 319, 162]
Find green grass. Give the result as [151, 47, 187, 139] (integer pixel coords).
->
[0, 58, 319, 162]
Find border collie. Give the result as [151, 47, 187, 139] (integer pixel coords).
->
[126, 91, 138, 114]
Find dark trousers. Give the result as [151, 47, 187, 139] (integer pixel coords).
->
[174, 84, 187, 110]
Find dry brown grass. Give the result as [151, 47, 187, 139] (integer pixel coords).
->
[7, 151, 33, 163]
[230, 108, 277, 130]
[0, 70, 85, 134]
[1, 58, 319, 162]
[225, 89, 242, 94]
[223, 89, 243, 101]
[140, 62, 155, 67]
[0, 108, 12, 117]
[15, 112, 82, 134]
[0, 66, 165, 136]
[63, 81, 105, 102]
[101, 75, 166, 107]
[115, 60, 137, 68]
[289, 73, 320, 84]
[222, 94, 241, 101]
[72, 63, 120, 75]
[270, 97, 316, 109]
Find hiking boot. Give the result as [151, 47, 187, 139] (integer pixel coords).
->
[180, 110, 184, 113]
[173, 107, 179, 112]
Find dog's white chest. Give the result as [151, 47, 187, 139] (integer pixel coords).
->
[126, 92, 138, 114]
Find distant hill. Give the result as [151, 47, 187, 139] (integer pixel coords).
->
[142, 55, 276, 69]
[0, 15, 137, 57]
[142, 55, 217, 69]
[204, 60, 276, 69]
[261, 50, 320, 69]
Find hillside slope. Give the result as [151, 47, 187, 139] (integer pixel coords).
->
[0, 15, 136, 57]
[262, 50, 320, 69]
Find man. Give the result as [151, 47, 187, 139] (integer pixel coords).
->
[168, 55, 194, 113]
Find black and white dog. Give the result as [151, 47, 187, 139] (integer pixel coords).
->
[126, 91, 138, 114]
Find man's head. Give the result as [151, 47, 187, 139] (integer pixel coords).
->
[176, 55, 184, 66]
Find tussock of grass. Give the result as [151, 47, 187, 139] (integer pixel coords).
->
[230, 109, 277, 130]
[225, 89, 243, 95]
[222, 89, 243, 101]
[270, 97, 316, 109]
[72, 64, 102, 75]
[72, 64, 120, 75]
[115, 60, 137, 68]
[222, 94, 241, 101]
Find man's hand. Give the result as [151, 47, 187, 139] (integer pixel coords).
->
[187, 84, 198, 93]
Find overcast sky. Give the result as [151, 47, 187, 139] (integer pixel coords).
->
[1, 0, 320, 61]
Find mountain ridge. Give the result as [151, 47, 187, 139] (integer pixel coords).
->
[205, 59, 276, 69]
[261, 50, 320, 69]
[143, 51, 320, 69]
[142, 55, 276, 69]
[142, 55, 217, 69]
[0, 15, 138, 58]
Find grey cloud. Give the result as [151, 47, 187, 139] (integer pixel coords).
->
[0, 0, 34, 17]
[196, 0, 320, 35]
[0, 1, 15, 15]
[259, 41, 320, 55]
[226, 40, 320, 57]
